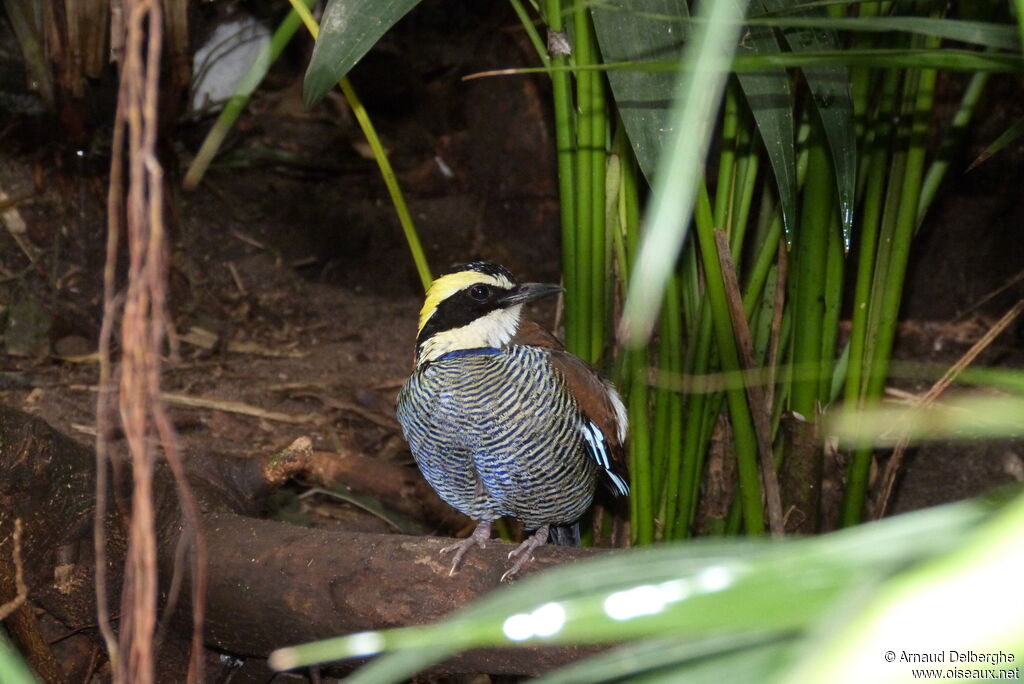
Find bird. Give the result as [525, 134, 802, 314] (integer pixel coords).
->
[396, 261, 629, 581]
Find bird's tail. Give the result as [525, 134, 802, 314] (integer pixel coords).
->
[547, 523, 580, 546]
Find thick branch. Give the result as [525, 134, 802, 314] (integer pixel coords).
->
[0, 406, 610, 676]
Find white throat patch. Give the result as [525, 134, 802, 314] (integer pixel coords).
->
[418, 305, 522, 365]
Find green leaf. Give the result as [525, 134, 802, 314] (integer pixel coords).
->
[537, 634, 794, 683]
[591, 0, 690, 184]
[760, 0, 856, 248]
[473, 50, 1024, 80]
[0, 629, 36, 684]
[736, 26, 798, 240]
[302, 0, 421, 106]
[967, 113, 1024, 171]
[744, 16, 1020, 51]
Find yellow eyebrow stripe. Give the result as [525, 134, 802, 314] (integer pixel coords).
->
[418, 271, 508, 333]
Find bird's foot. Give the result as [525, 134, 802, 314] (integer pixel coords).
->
[440, 521, 493, 576]
[501, 524, 550, 582]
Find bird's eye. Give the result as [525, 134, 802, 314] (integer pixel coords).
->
[469, 284, 490, 301]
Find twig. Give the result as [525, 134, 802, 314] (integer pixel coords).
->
[229, 228, 266, 250]
[177, 326, 306, 358]
[0, 519, 26, 620]
[298, 393, 400, 430]
[764, 242, 788, 410]
[161, 391, 321, 424]
[713, 229, 784, 536]
[872, 298, 1024, 519]
[952, 267, 1024, 323]
[226, 261, 246, 295]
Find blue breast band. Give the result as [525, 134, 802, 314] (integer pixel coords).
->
[438, 347, 502, 361]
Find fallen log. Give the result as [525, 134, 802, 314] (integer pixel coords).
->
[0, 406, 610, 677]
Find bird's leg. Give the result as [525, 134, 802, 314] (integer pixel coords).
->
[440, 521, 493, 576]
[501, 524, 550, 582]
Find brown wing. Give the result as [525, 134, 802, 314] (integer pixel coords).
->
[510, 320, 566, 350]
[547, 350, 630, 495]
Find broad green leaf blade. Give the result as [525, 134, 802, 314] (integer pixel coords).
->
[761, 0, 855, 248]
[0, 630, 36, 684]
[591, 0, 690, 184]
[736, 26, 798, 240]
[786, 492, 1024, 684]
[828, 394, 1024, 444]
[302, 0, 421, 106]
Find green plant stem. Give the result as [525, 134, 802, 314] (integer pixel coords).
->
[629, 347, 654, 545]
[714, 84, 740, 230]
[287, 0, 431, 291]
[790, 135, 832, 416]
[545, 0, 578, 348]
[573, 3, 595, 362]
[672, 306, 714, 539]
[845, 68, 898, 405]
[842, 53, 938, 526]
[730, 132, 760, 262]
[590, 61, 608, 364]
[508, 0, 550, 68]
[917, 70, 988, 223]
[1015, 0, 1024, 51]
[820, 214, 844, 400]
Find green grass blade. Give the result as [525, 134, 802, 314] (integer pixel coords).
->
[482, 49, 1024, 78]
[966, 112, 1024, 173]
[302, 0, 421, 106]
[743, 15, 1021, 50]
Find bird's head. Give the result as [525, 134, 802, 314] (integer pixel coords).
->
[415, 261, 562, 365]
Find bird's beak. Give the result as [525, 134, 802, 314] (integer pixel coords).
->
[499, 282, 564, 306]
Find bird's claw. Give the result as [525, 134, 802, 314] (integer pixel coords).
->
[440, 537, 485, 576]
[500, 525, 549, 582]
[439, 521, 492, 576]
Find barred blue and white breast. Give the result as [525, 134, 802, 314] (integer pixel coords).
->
[397, 261, 629, 581]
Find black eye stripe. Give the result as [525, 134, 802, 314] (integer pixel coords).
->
[416, 284, 513, 350]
